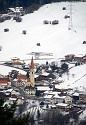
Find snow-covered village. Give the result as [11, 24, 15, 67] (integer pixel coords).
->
[0, 1, 86, 125]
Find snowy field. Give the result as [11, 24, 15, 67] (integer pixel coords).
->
[0, 2, 86, 61]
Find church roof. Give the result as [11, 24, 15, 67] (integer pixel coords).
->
[30, 56, 34, 69]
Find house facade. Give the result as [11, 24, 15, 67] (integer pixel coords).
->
[65, 95, 72, 104]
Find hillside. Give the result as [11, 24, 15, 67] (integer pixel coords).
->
[55, 64, 86, 91]
[0, 2, 86, 91]
[0, 2, 86, 60]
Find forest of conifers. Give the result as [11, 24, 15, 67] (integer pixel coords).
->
[0, 0, 81, 11]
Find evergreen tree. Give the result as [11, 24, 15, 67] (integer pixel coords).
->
[35, 89, 41, 96]
[61, 63, 68, 72]
[26, 71, 30, 78]
[0, 98, 34, 125]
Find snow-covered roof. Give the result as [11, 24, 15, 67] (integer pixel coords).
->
[44, 94, 53, 99]
[13, 78, 18, 81]
[56, 103, 68, 107]
[49, 91, 61, 95]
[37, 86, 52, 91]
[72, 92, 79, 96]
[11, 57, 20, 60]
[8, 8, 15, 12]
[75, 54, 84, 57]
[54, 94, 66, 99]
[55, 84, 68, 90]
[41, 72, 50, 76]
[9, 97, 17, 101]
[5, 92, 10, 95]
[34, 74, 39, 78]
[57, 77, 63, 81]
[48, 66, 52, 71]
[43, 90, 50, 94]
[42, 104, 56, 109]
[4, 88, 13, 93]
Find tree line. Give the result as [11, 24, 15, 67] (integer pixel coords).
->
[0, 0, 81, 12]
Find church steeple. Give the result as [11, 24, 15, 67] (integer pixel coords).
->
[30, 56, 34, 69]
[30, 56, 34, 87]
[24, 57, 35, 95]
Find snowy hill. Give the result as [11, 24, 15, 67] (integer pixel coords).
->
[0, 2, 86, 61]
[0, 2, 86, 90]
[55, 64, 86, 91]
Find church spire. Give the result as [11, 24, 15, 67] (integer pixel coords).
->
[30, 56, 34, 69]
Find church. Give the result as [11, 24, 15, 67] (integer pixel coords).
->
[24, 57, 36, 95]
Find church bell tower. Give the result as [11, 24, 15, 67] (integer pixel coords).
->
[30, 56, 34, 87]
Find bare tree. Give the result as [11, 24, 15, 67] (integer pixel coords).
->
[42, 108, 81, 125]
[42, 109, 70, 125]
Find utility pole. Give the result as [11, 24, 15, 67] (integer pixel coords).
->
[68, 3, 74, 30]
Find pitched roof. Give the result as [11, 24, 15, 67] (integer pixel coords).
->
[41, 72, 50, 76]
[44, 94, 53, 99]
[56, 103, 69, 107]
[37, 86, 52, 91]
[30, 56, 34, 69]
[18, 74, 27, 80]
[65, 54, 75, 57]
[0, 78, 9, 85]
